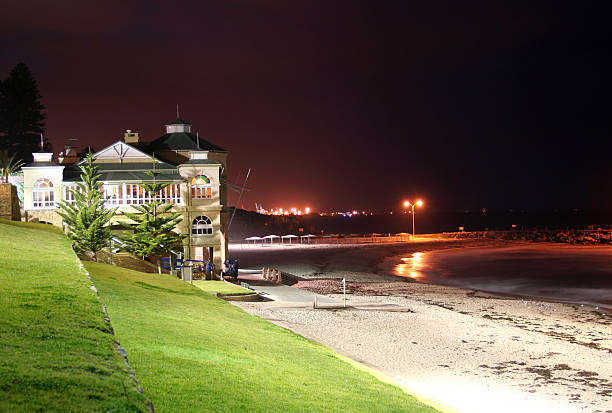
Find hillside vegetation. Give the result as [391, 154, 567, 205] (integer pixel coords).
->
[86, 261, 439, 412]
[0, 219, 149, 412]
[0, 218, 438, 412]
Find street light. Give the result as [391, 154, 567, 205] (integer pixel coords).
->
[403, 200, 424, 236]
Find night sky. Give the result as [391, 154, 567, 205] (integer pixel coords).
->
[2, 1, 610, 213]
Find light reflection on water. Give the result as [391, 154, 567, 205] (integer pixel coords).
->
[390, 246, 612, 308]
[394, 252, 427, 279]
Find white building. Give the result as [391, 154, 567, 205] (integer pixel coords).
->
[21, 118, 229, 269]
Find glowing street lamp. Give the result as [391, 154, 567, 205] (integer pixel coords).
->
[403, 200, 424, 236]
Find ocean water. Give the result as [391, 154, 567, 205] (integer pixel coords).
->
[393, 245, 612, 309]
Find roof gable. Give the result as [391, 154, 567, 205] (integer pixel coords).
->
[88, 141, 154, 163]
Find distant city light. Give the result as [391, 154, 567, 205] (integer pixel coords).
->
[255, 204, 314, 216]
[256, 203, 382, 217]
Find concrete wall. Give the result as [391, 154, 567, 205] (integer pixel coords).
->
[24, 209, 63, 226]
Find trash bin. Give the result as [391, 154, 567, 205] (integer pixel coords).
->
[181, 266, 193, 282]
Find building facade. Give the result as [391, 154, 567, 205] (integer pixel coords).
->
[21, 118, 229, 269]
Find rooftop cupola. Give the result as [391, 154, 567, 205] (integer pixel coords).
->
[165, 118, 192, 134]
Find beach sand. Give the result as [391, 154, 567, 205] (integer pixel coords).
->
[231, 239, 612, 413]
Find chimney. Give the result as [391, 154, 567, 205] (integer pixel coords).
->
[124, 129, 139, 144]
[32, 152, 53, 163]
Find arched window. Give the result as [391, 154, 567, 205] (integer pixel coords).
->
[192, 216, 213, 235]
[33, 178, 55, 208]
[191, 174, 212, 199]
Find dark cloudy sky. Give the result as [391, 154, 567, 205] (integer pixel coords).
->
[2, 1, 610, 212]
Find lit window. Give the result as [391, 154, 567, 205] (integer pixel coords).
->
[191, 175, 212, 199]
[63, 184, 80, 204]
[192, 215, 212, 235]
[32, 178, 55, 208]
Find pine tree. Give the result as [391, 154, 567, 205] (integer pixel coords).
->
[57, 153, 117, 260]
[119, 168, 186, 273]
[0, 63, 46, 163]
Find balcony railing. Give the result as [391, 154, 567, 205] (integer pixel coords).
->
[63, 183, 183, 207]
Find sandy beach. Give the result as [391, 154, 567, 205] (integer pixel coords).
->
[231, 239, 612, 413]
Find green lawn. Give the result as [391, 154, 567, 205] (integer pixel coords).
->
[0, 220, 149, 412]
[86, 262, 441, 413]
[192, 280, 254, 296]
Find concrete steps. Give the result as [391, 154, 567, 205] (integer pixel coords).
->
[96, 250, 159, 273]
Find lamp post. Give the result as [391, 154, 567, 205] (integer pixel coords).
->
[403, 200, 424, 237]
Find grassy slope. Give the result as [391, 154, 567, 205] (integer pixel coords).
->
[86, 262, 440, 413]
[0, 220, 148, 412]
[192, 280, 254, 296]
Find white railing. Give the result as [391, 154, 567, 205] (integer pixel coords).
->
[63, 183, 182, 207]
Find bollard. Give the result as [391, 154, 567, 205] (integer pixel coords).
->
[261, 267, 265, 279]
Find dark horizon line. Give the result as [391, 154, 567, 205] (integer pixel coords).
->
[232, 207, 612, 215]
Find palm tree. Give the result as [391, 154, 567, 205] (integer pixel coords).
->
[0, 150, 24, 183]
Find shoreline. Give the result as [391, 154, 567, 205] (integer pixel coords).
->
[232, 238, 612, 311]
[296, 277, 612, 315]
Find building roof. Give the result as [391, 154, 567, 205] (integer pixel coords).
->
[181, 159, 222, 165]
[167, 117, 189, 125]
[94, 162, 176, 171]
[145, 132, 227, 152]
[22, 161, 61, 168]
[97, 171, 181, 182]
[63, 162, 182, 183]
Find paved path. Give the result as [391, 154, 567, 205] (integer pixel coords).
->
[249, 283, 344, 307]
[240, 273, 415, 313]
[238, 269, 344, 306]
